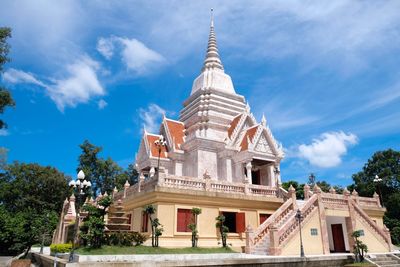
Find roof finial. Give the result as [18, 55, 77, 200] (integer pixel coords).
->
[261, 114, 266, 126]
[202, 8, 224, 72]
[210, 8, 214, 28]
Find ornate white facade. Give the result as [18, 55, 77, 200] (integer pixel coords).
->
[136, 17, 284, 188]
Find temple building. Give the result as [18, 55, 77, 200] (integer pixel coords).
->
[54, 14, 393, 255]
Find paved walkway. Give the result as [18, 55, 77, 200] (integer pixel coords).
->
[0, 256, 12, 267]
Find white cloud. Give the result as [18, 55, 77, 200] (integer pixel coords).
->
[4, 56, 105, 112]
[97, 37, 114, 59]
[98, 99, 108, 109]
[0, 129, 9, 136]
[297, 131, 358, 168]
[98, 36, 165, 74]
[47, 56, 105, 112]
[139, 103, 165, 133]
[118, 38, 164, 74]
[3, 68, 46, 87]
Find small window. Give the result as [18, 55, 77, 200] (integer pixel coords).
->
[259, 214, 270, 225]
[359, 230, 365, 236]
[141, 211, 149, 232]
[177, 209, 192, 232]
[310, 228, 318, 236]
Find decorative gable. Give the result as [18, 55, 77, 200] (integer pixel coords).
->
[254, 135, 273, 154]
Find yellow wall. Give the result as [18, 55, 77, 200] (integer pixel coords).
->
[281, 211, 324, 255]
[355, 218, 389, 253]
[128, 201, 275, 249]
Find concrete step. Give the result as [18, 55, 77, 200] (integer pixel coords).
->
[375, 260, 399, 265]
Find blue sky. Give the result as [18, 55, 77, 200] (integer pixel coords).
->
[1, 1, 399, 186]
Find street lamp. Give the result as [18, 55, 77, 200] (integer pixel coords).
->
[154, 135, 167, 178]
[295, 209, 305, 257]
[68, 170, 91, 262]
[39, 213, 49, 254]
[373, 175, 384, 207]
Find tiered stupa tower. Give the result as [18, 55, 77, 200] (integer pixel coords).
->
[136, 11, 284, 186]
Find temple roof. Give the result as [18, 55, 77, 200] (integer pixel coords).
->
[164, 118, 185, 150]
[145, 133, 168, 158]
[240, 126, 258, 151]
[228, 114, 242, 138]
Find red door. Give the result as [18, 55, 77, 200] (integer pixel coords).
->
[331, 224, 346, 252]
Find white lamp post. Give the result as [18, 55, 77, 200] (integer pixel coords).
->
[373, 175, 384, 207]
[295, 209, 305, 257]
[154, 135, 167, 179]
[68, 170, 91, 262]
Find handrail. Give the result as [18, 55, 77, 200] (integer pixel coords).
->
[251, 198, 294, 246]
[277, 194, 318, 246]
[351, 199, 390, 245]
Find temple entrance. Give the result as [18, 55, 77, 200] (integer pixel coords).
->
[331, 224, 346, 252]
[326, 216, 350, 253]
[244, 159, 274, 186]
[251, 169, 260, 185]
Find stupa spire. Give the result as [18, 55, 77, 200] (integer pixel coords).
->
[202, 8, 224, 72]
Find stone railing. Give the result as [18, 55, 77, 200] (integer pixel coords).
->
[250, 197, 294, 247]
[357, 196, 380, 208]
[321, 193, 348, 209]
[160, 175, 278, 197]
[117, 174, 279, 201]
[277, 194, 318, 247]
[163, 175, 205, 190]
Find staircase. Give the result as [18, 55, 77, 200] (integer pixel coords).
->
[368, 254, 400, 267]
[105, 199, 131, 232]
[246, 187, 319, 255]
[246, 185, 392, 256]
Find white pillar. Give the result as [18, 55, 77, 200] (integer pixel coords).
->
[246, 161, 252, 184]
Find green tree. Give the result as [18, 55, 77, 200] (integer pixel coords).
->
[0, 27, 15, 129]
[77, 140, 134, 196]
[0, 162, 69, 255]
[215, 215, 229, 248]
[143, 204, 163, 247]
[281, 180, 304, 199]
[350, 149, 400, 245]
[188, 207, 202, 247]
[77, 140, 102, 196]
[352, 230, 368, 262]
[79, 196, 112, 248]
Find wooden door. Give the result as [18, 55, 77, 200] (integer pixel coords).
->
[331, 224, 346, 252]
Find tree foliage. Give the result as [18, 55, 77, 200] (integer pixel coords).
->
[143, 205, 163, 247]
[0, 27, 15, 129]
[0, 162, 69, 255]
[77, 140, 138, 196]
[215, 215, 229, 247]
[351, 149, 400, 245]
[79, 196, 112, 248]
[189, 207, 202, 247]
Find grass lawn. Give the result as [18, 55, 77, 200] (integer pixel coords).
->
[344, 263, 375, 267]
[76, 246, 236, 255]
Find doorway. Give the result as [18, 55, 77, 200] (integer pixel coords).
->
[331, 224, 346, 252]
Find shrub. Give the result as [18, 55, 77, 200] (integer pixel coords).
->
[352, 230, 368, 262]
[104, 232, 148, 246]
[50, 243, 72, 254]
[216, 215, 229, 247]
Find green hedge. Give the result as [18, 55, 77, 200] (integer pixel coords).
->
[50, 243, 72, 254]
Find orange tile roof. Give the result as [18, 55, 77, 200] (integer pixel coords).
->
[146, 134, 168, 158]
[165, 119, 185, 150]
[228, 114, 242, 138]
[240, 126, 258, 151]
